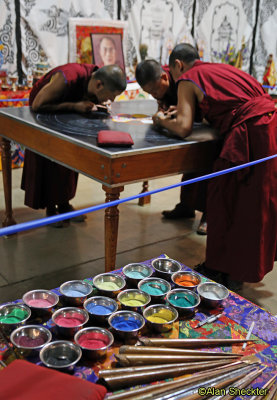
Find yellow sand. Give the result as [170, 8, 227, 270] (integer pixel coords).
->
[147, 309, 174, 323]
[122, 294, 146, 307]
[97, 282, 120, 290]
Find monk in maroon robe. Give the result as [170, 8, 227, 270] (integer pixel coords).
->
[135, 59, 208, 234]
[21, 63, 126, 226]
[153, 43, 277, 289]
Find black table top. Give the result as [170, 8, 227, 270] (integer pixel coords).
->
[0, 100, 218, 158]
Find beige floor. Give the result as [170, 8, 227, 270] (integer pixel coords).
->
[0, 168, 276, 315]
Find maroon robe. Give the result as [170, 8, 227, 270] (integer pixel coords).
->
[160, 65, 207, 213]
[178, 60, 277, 282]
[21, 63, 98, 209]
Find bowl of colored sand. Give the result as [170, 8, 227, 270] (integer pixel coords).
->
[10, 325, 52, 356]
[22, 289, 59, 316]
[93, 273, 126, 298]
[151, 258, 182, 280]
[138, 277, 171, 302]
[0, 303, 31, 335]
[40, 340, 82, 370]
[166, 288, 200, 315]
[108, 310, 145, 339]
[74, 327, 114, 360]
[143, 304, 178, 332]
[172, 271, 201, 292]
[52, 307, 89, 338]
[117, 289, 151, 313]
[59, 280, 93, 306]
[122, 263, 153, 286]
[83, 296, 118, 324]
[197, 282, 229, 308]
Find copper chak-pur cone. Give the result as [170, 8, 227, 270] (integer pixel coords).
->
[115, 353, 241, 366]
[105, 361, 259, 400]
[248, 373, 277, 400]
[266, 380, 277, 400]
[138, 337, 256, 348]
[119, 345, 241, 357]
[222, 367, 266, 400]
[152, 366, 262, 400]
[102, 359, 240, 390]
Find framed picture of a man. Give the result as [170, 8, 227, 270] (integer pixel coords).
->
[68, 18, 128, 67]
[91, 33, 125, 71]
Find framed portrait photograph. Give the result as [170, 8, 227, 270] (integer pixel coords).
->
[68, 18, 127, 69]
[90, 33, 125, 71]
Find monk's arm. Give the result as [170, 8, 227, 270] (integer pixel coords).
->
[31, 73, 95, 113]
[154, 81, 196, 138]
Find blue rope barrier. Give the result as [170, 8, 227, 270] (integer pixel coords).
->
[262, 84, 277, 90]
[0, 98, 29, 102]
[0, 153, 276, 237]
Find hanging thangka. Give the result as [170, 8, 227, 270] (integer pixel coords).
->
[193, 0, 255, 74]
[19, 0, 115, 75]
[120, 0, 194, 79]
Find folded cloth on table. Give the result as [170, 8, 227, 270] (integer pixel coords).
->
[97, 130, 134, 147]
[0, 359, 107, 400]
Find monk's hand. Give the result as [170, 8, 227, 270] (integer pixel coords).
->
[74, 101, 97, 114]
[152, 111, 166, 126]
[164, 105, 177, 119]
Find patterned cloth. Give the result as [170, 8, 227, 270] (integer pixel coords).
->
[0, 89, 29, 168]
[0, 254, 276, 399]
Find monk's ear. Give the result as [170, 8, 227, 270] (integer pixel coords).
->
[160, 71, 168, 82]
[95, 79, 104, 90]
[175, 59, 183, 71]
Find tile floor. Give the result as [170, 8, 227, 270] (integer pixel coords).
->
[0, 168, 276, 315]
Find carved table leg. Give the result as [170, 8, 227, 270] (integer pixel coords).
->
[0, 138, 16, 227]
[102, 185, 124, 272]
[138, 180, 151, 206]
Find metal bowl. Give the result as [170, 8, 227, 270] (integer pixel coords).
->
[138, 277, 171, 302]
[143, 304, 178, 332]
[197, 282, 229, 308]
[166, 288, 200, 315]
[10, 325, 52, 356]
[151, 258, 182, 280]
[40, 340, 82, 369]
[52, 307, 89, 338]
[122, 263, 153, 286]
[22, 289, 59, 315]
[74, 327, 114, 360]
[93, 273, 126, 298]
[83, 296, 118, 324]
[108, 310, 145, 339]
[59, 280, 93, 306]
[0, 303, 31, 335]
[172, 271, 201, 291]
[117, 289, 151, 313]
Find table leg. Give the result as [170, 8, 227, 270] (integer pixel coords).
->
[138, 180, 151, 206]
[103, 185, 124, 272]
[0, 138, 16, 227]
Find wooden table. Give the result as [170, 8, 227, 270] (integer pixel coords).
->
[0, 100, 220, 271]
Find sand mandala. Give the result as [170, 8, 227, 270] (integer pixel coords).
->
[111, 113, 153, 124]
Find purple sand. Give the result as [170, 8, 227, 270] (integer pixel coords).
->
[16, 336, 45, 347]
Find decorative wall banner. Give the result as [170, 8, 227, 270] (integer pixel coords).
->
[252, 0, 277, 84]
[0, 0, 276, 85]
[194, 0, 256, 74]
[0, 1, 17, 75]
[19, 0, 116, 75]
[120, 0, 194, 79]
